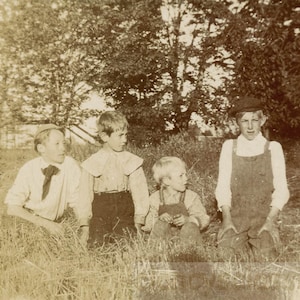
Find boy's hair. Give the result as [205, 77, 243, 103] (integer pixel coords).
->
[97, 111, 128, 136]
[235, 109, 264, 121]
[34, 124, 63, 152]
[152, 156, 186, 185]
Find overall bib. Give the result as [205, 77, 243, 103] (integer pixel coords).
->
[218, 140, 278, 253]
[150, 189, 201, 242]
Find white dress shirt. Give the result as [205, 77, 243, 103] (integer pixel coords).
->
[215, 133, 290, 211]
[5, 156, 81, 221]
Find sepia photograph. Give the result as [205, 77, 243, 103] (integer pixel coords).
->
[0, 0, 299, 299]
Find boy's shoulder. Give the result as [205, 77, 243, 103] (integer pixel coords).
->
[63, 155, 79, 163]
[63, 156, 81, 168]
[19, 156, 42, 170]
[268, 140, 284, 152]
[84, 149, 142, 161]
[150, 189, 160, 198]
[268, 140, 281, 147]
[222, 139, 234, 149]
[185, 189, 200, 199]
[82, 149, 143, 176]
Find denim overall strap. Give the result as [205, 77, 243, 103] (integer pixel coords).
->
[158, 189, 188, 217]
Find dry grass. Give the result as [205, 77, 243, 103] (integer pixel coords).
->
[0, 136, 300, 299]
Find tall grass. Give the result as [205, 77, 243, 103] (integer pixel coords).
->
[1, 135, 300, 299]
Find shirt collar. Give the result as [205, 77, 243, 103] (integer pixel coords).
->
[238, 132, 264, 144]
[39, 157, 62, 170]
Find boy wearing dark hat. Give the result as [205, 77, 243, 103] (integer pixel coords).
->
[5, 124, 86, 241]
[215, 96, 290, 257]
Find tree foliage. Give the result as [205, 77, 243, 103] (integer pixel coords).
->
[64, 0, 234, 138]
[0, 0, 299, 139]
[215, 0, 300, 137]
[0, 0, 99, 126]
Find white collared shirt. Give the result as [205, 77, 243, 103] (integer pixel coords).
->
[215, 133, 290, 210]
[5, 156, 81, 221]
[78, 148, 149, 225]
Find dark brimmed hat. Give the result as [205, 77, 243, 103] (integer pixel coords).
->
[229, 96, 263, 117]
[34, 124, 62, 139]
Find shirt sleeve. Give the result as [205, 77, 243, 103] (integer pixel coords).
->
[215, 140, 233, 210]
[186, 191, 210, 230]
[76, 168, 94, 226]
[5, 164, 31, 206]
[142, 192, 159, 232]
[128, 167, 149, 225]
[65, 158, 81, 207]
[270, 142, 290, 210]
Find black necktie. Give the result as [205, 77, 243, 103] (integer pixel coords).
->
[41, 165, 59, 200]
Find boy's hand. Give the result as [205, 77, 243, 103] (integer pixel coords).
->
[135, 223, 143, 235]
[258, 217, 280, 246]
[172, 214, 188, 227]
[159, 213, 173, 223]
[218, 219, 238, 241]
[79, 226, 89, 247]
[42, 219, 64, 236]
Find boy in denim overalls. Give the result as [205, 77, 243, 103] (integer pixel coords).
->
[143, 156, 210, 243]
[215, 96, 290, 256]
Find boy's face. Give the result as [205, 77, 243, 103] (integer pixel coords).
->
[38, 130, 66, 164]
[102, 128, 128, 152]
[237, 111, 266, 141]
[164, 165, 188, 193]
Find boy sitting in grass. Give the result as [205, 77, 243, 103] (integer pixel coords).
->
[142, 156, 210, 243]
[77, 111, 149, 246]
[4, 124, 86, 239]
[215, 96, 290, 257]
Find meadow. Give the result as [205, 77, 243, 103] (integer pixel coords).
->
[0, 133, 300, 300]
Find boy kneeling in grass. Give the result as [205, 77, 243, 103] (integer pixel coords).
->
[215, 96, 290, 257]
[142, 156, 210, 243]
[5, 124, 87, 242]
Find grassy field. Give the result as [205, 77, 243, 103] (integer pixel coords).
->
[0, 134, 300, 300]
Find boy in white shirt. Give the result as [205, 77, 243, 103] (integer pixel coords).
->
[5, 124, 84, 239]
[78, 111, 149, 246]
[215, 96, 290, 256]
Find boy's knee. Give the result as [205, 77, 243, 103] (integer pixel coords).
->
[180, 222, 201, 241]
[150, 220, 171, 239]
[249, 229, 280, 252]
[218, 229, 248, 250]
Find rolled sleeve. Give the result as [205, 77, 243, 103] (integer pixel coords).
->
[77, 168, 94, 226]
[270, 142, 290, 210]
[5, 165, 30, 207]
[66, 159, 81, 210]
[129, 167, 149, 224]
[215, 140, 233, 210]
[143, 192, 159, 232]
[186, 191, 210, 229]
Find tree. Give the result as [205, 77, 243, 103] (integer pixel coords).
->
[214, 0, 300, 138]
[0, 0, 100, 127]
[83, 0, 233, 140]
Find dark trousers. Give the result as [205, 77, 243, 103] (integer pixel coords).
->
[89, 192, 135, 245]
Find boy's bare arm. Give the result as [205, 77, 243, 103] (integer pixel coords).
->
[7, 204, 64, 236]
